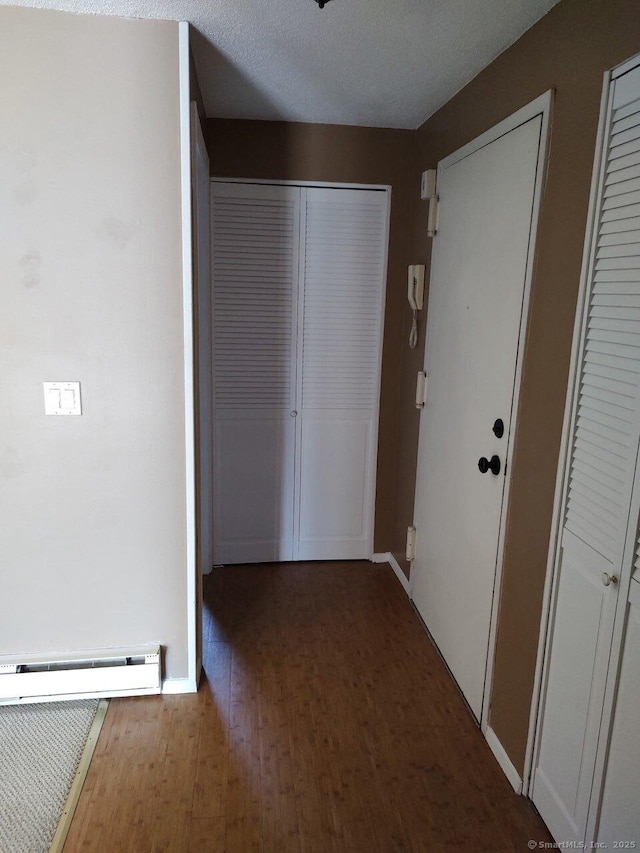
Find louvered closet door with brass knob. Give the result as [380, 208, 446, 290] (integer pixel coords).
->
[212, 183, 388, 565]
[532, 60, 640, 845]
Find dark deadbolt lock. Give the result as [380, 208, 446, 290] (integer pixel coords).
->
[478, 455, 501, 476]
[492, 418, 504, 439]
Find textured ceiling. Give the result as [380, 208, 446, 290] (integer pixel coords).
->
[3, 0, 560, 128]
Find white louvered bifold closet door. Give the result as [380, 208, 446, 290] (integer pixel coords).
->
[212, 183, 300, 563]
[211, 182, 389, 565]
[533, 62, 640, 845]
[295, 188, 388, 560]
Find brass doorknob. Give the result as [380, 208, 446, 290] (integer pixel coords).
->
[602, 573, 618, 587]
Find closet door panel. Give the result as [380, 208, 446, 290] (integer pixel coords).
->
[212, 183, 299, 564]
[296, 187, 388, 560]
[533, 64, 640, 843]
[597, 580, 640, 844]
[533, 531, 619, 841]
[214, 411, 296, 563]
[298, 413, 372, 560]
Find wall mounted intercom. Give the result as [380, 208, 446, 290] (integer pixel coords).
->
[408, 264, 425, 311]
[408, 264, 425, 348]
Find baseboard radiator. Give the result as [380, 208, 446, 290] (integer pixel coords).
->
[0, 645, 161, 705]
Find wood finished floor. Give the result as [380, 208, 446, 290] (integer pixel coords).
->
[64, 562, 551, 852]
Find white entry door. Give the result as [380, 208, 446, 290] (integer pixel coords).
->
[412, 98, 549, 721]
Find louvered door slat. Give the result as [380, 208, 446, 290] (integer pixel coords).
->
[601, 205, 640, 223]
[574, 434, 627, 470]
[581, 387, 635, 417]
[566, 501, 619, 542]
[596, 244, 640, 259]
[614, 98, 640, 121]
[612, 107, 640, 133]
[608, 150, 640, 174]
[611, 124, 640, 149]
[568, 477, 623, 519]
[301, 194, 386, 410]
[600, 219, 640, 238]
[213, 189, 297, 409]
[604, 163, 640, 188]
[595, 255, 640, 271]
[603, 193, 640, 215]
[599, 229, 640, 247]
[564, 91, 640, 562]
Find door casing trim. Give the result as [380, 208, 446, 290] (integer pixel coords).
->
[473, 90, 553, 739]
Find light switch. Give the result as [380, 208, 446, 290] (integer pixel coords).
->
[43, 381, 82, 416]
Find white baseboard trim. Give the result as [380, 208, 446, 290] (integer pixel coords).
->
[371, 552, 390, 563]
[372, 552, 411, 597]
[388, 552, 411, 596]
[162, 676, 198, 695]
[484, 724, 523, 794]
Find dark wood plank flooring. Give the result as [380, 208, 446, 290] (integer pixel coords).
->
[64, 561, 551, 852]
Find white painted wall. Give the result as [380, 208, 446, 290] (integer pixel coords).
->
[0, 7, 189, 680]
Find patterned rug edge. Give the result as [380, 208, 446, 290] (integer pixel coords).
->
[48, 699, 109, 853]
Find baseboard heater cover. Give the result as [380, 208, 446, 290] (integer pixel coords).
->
[0, 645, 161, 705]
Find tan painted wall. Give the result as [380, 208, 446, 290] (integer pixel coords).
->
[204, 119, 417, 551]
[0, 7, 189, 679]
[392, 0, 640, 773]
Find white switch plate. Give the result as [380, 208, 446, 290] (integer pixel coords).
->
[43, 381, 82, 416]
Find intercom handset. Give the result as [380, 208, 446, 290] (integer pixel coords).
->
[408, 264, 426, 348]
[408, 264, 425, 311]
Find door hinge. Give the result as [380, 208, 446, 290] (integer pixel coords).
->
[427, 196, 439, 237]
[415, 370, 427, 409]
[421, 169, 439, 237]
[406, 525, 417, 562]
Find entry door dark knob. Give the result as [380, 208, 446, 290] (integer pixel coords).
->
[478, 455, 501, 475]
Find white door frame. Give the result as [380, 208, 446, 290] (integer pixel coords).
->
[524, 52, 640, 803]
[211, 178, 389, 191]
[192, 102, 213, 581]
[478, 92, 553, 737]
[413, 92, 552, 739]
[177, 21, 198, 694]
[209, 178, 391, 562]
[190, 101, 212, 691]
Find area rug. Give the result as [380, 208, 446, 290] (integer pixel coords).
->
[0, 698, 107, 853]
